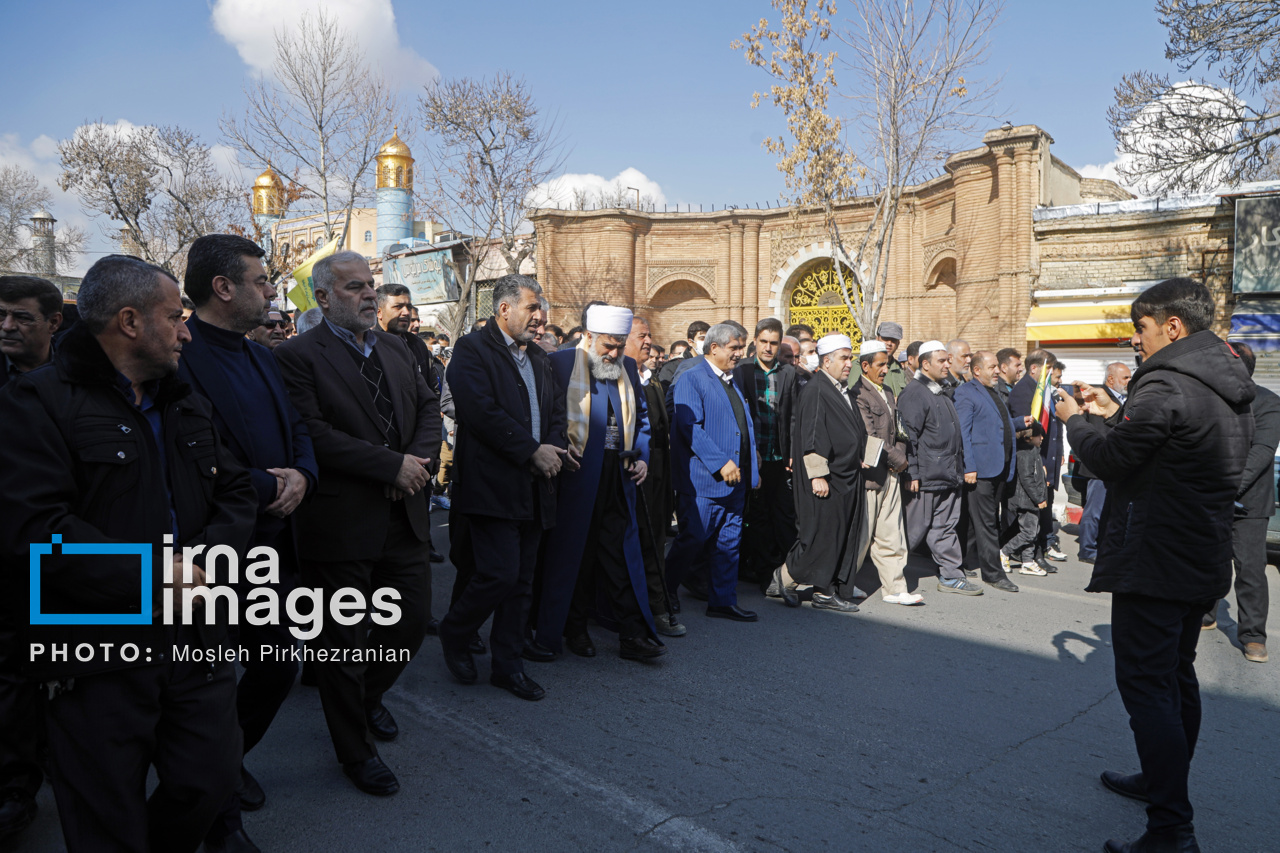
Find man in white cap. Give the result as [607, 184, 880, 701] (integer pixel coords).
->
[897, 341, 984, 595]
[849, 339, 922, 605]
[531, 304, 666, 662]
[787, 333, 867, 612]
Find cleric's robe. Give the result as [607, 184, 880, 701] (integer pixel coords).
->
[534, 353, 656, 652]
[787, 369, 867, 590]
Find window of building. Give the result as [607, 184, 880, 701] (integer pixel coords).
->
[364, 230, 373, 243]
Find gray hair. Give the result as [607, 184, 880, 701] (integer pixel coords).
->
[705, 322, 746, 350]
[1105, 361, 1130, 379]
[295, 306, 324, 335]
[946, 338, 969, 355]
[492, 274, 542, 312]
[77, 254, 175, 334]
[312, 250, 368, 295]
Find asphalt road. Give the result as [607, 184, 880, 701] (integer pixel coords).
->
[12, 517, 1280, 853]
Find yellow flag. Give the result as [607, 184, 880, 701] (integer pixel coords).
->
[287, 237, 341, 311]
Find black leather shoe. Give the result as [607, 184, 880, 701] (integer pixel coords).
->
[237, 765, 265, 811]
[565, 632, 597, 657]
[706, 604, 758, 622]
[442, 645, 478, 684]
[342, 757, 400, 796]
[204, 827, 263, 853]
[1100, 770, 1150, 803]
[0, 788, 37, 841]
[490, 671, 546, 701]
[365, 703, 399, 741]
[682, 578, 710, 601]
[1037, 556, 1058, 574]
[987, 578, 1020, 593]
[424, 617, 440, 636]
[429, 548, 445, 563]
[521, 640, 558, 663]
[1103, 826, 1200, 852]
[619, 636, 667, 660]
[468, 634, 488, 655]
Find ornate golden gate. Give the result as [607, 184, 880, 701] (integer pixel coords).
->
[786, 262, 862, 344]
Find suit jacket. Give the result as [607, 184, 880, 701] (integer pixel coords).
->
[849, 375, 907, 490]
[445, 320, 567, 526]
[1238, 382, 1280, 518]
[275, 321, 440, 561]
[732, 357, 797, 463]
[670, 359, 760, 499]
[954, 379, 1021, 481]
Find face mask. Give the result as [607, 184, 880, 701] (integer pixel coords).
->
[693, 339, 705, 355]
[431, 344, 442, 355]
[804, 354, 819, 371]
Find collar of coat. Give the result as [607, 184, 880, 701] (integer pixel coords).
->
[55, 321, 192, 407]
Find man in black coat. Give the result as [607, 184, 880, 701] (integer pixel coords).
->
[275, 251, 440, 797]
[0, 255, 258, 853]
[1056, 278, 1254, 853]
[1008, 348, 1067, 561]
[440, 275, 568, 701]
[179, 234, 319, 851]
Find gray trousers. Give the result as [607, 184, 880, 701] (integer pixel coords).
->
[904, 487, 965, 580]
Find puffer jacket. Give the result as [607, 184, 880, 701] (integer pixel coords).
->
[897, 376, 964, 492]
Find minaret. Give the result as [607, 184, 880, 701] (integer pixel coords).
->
[30, 210, 57, 277]
[252, 166, 286, 256]
[375, 128, 414, 255]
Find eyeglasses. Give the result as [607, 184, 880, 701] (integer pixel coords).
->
[263, 320, 288, 329]
[0, 308, 42, 327]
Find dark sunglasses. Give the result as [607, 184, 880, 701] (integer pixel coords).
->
[263, 320, 288, 329]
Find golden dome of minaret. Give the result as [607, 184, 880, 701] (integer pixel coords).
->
[376, 127, 414, 190]
[254, 165, 284, 188]
[252, 165, 285, 216]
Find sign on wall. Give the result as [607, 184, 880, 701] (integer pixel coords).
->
[384, 250, 459, 305]
[1233, 196, 1280, 293]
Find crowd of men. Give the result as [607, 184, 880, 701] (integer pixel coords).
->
[0, 235, 1273, 853]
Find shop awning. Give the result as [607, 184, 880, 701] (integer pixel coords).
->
[1025, 299, 1135, 343]
[1231, 298, 1280, 352]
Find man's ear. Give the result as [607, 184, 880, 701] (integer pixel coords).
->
[210, 274, 237, 304]
[48, 312, 62, 335]
[1165, 315, 1185, 342]
[116, 307, 143, 340]
[314, 289, 329, 311]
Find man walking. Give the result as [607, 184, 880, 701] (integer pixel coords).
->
[1056, 278, 1253, 853]
[876, 321, 909, 397]
[1008, 349, 1067, 562]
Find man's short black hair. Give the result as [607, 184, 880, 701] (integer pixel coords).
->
[754, 317, 783, 339]
[78, 255, 176, 334]
[905, 340, 923, 359]
[437, 333, 450, 344]
[670, 340, 689, 354]
[184, 234, 266, 307]
[0, 275, 63, 318]
[375, 282, 411, 308]
[1025, 348, 1056, 371]
[1130, 277, 1215, 334]
[996, 347, 1022, 367]
[687, 320, 710, 340]
[785, 323, 814, 339]
[545, 324, 564, 341]
[1233, 340, 1257, 376]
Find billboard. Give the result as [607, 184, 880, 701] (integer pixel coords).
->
[1233, 196, 1280, 293]
[384, 249, 459, 305]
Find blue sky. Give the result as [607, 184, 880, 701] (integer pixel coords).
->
[1, 0, 1183, 269]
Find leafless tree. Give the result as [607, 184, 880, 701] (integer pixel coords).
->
[417, 72, 566, 336]
[58, 122, 239, 277]
[221, 9, 401, 248]
[0, 165, 85, 272]
[735, 0, 1000, 339]
[1108, 1, 1280, 196]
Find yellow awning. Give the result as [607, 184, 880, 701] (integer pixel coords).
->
[1026, 302, 1134, 341]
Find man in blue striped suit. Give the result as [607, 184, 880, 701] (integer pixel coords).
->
[666, 323, 761, 622]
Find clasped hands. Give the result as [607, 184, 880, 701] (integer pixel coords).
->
[386, 453, 434, 501]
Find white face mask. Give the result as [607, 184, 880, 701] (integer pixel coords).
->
[431, 344, 443, 356]
[804, 354, 819, 371]
[693, 339, 705, 355]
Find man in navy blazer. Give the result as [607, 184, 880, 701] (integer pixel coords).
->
[178, 235, 318, 851]
[954, 351, 1030, 592]
[666, 323, 761, 622]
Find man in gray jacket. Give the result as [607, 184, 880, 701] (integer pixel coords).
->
[897, 341, 983, 596]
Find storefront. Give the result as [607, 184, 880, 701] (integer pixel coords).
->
[1024, 285, 1146, 384]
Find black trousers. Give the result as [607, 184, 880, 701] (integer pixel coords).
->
[1231, 516, 1270, 644]
[743, 459, 796, 581]
[0, 670, 42, 798]
[1111, 593, 1212, 835]
[303, 505, 429, 765]
[638, 452, 671, 618]
[441, 512, 542, 676]
[1038, 488, 1060, 552]
[45, 632, 241, 853]
[964, 476, 1012, 583]
[567, 453, 648, 640]
[1004, 508, 1040, 564]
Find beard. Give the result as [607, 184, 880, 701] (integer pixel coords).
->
[326, 297, 375, 335]
[587, 349, 623, 381]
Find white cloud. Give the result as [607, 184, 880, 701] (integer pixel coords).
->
[529, 167, 667, 210]
[0, 131, 100, 275]
[211, 0, 437, 87]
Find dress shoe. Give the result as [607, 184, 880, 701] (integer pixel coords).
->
[424, 617, 440, 636]
[1100, 770, 1150, 803]
[442, 645, 478, 684]
[1244, 641, 1268, 662]
[365, 703, 398, 741]
[429, 548, 445, 564]
[1037, 556, 1058, 574]
[1201, 612, 1217, 631]
[490, 670, 546, 701]
[777, 570, 800, 607]
[204, 828, 263, 853]
[654, 612, 686, 637]
[682, 578, 710, 601]
[0, 788, 36, 841]
[342, 756, 400, 796]
[564, 633, 597, 657]
[1103, 826, 1200, 852]
[468, 634, 488, 655]
[521, 640, 558, 662]
[620, 636, 667, 660]
[987, 578, 1020, 593]
[811, 591, 859, 613]
[706, 604, 758, 622]
[237, 765, 266, 811]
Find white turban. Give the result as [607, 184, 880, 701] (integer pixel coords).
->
[816, 333, 853, 356]
[859, 340, 886, 356]
[585, 305, 634, 337]
[919, 340, 946, 356]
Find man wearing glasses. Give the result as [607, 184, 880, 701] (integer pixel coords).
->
[248, 309, 289, 350]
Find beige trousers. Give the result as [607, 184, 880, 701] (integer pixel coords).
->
[855, 471, 909, 597]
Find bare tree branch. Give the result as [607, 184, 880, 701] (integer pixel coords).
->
[0, 165, 84, 272]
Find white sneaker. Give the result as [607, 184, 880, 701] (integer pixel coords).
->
[999, 551, 1010, 571]
[1045, 547, 1068, 561]
[1017, 562, 1048, 576]
[882, 592, 925, 606]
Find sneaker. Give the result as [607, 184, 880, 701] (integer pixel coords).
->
[1045, 547, 1067, 561]
[654, 613, 686, 637]
[882, 592, 925, 606]
[999, 551, 1010, 571]
[1018, 562, 1047, 576]
[936, 578, 983, 596]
